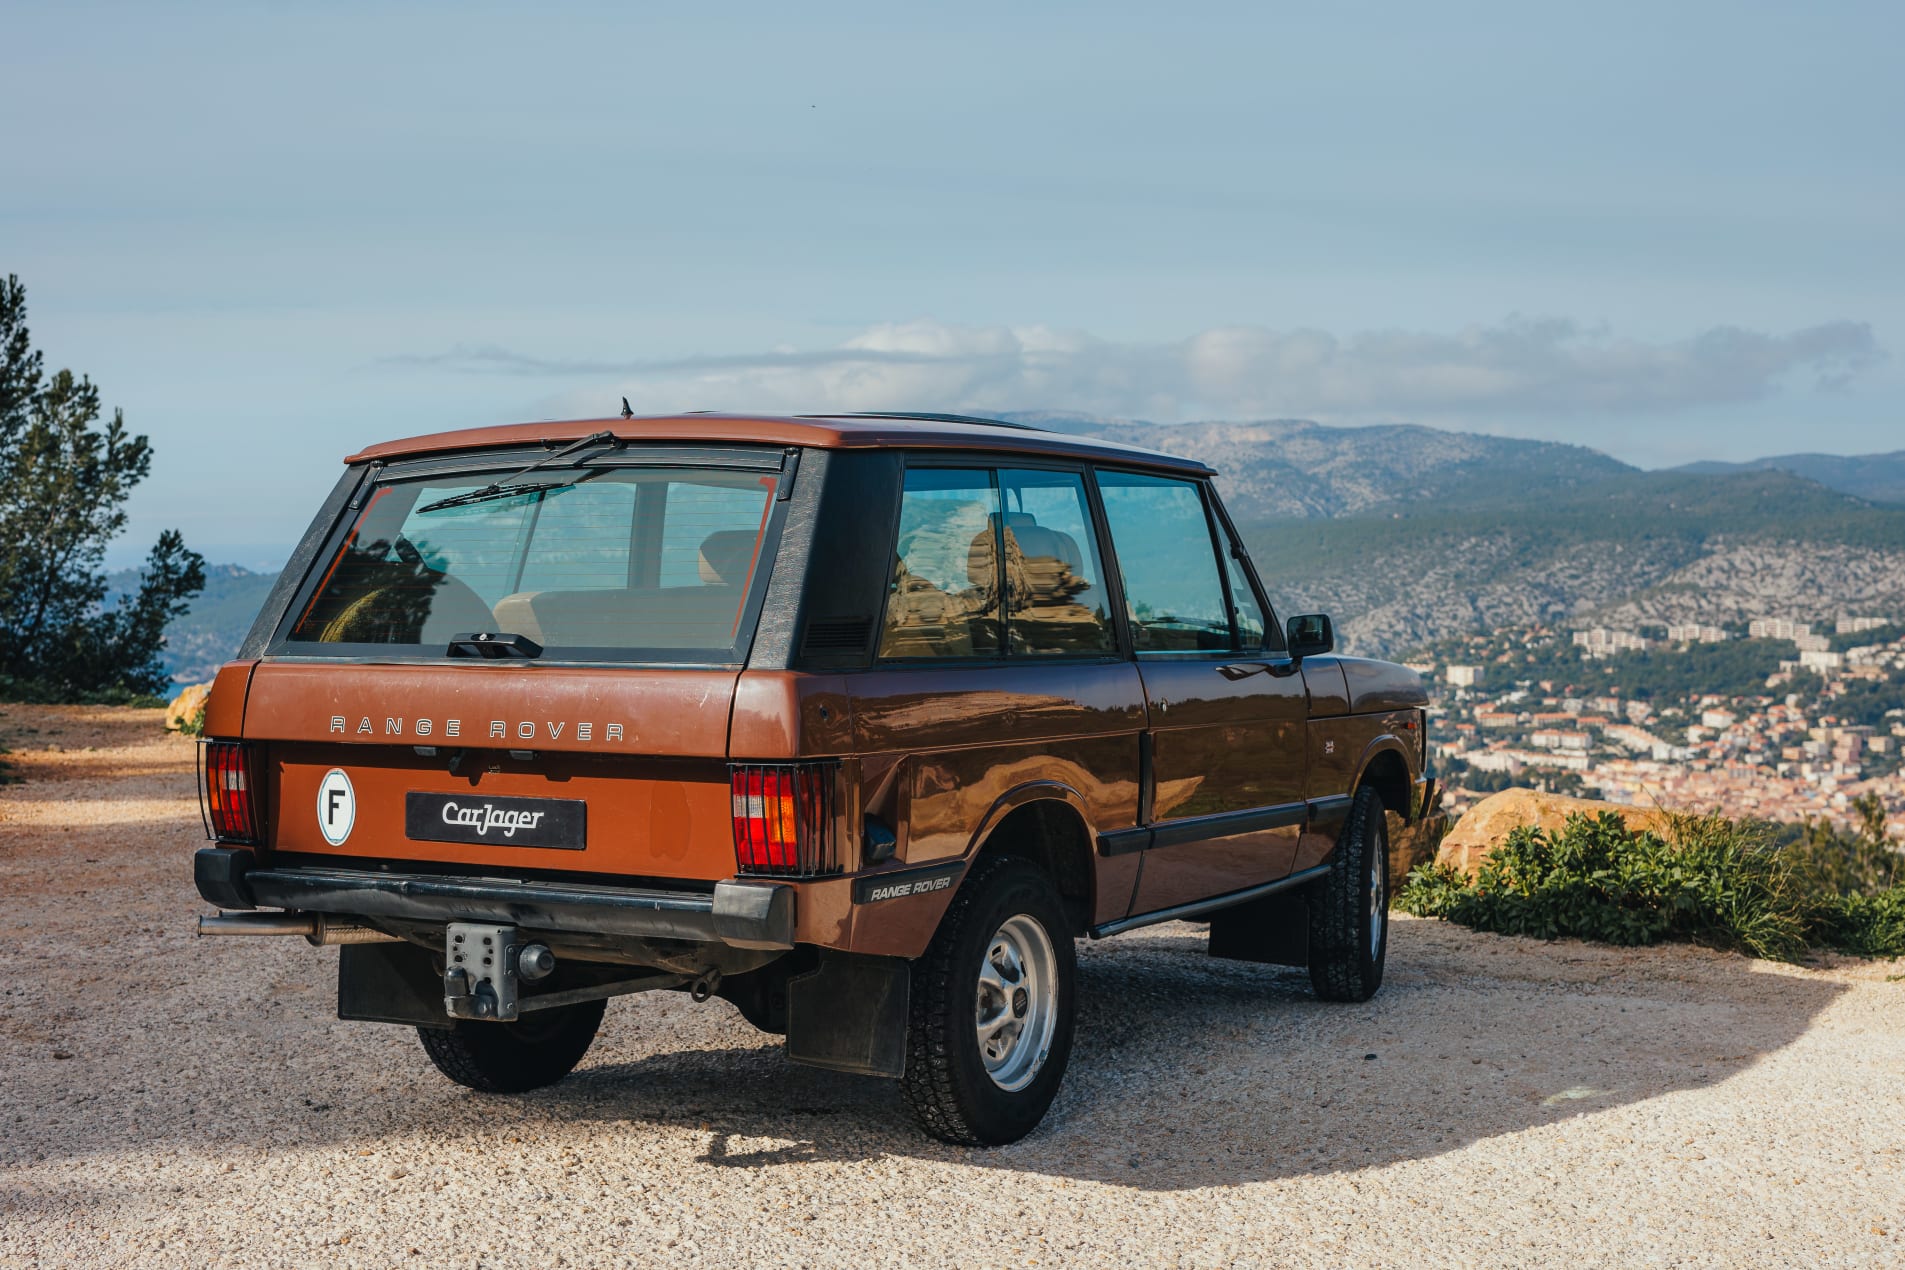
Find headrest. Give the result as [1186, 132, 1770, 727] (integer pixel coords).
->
[698, 530, 758, 586]
[968, 512, 1088, 588]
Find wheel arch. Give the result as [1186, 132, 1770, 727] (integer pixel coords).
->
[964, 784, 1097, 937]
[1354, 741, 1414, 819]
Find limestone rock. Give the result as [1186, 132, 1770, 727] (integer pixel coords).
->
[1436, 788, 1668, 877]
[164, 682, 213, 734]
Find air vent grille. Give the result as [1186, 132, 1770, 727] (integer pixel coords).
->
[803, 617, 873, 652]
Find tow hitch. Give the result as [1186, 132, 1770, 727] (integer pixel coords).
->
[442, 922, 555, 1021]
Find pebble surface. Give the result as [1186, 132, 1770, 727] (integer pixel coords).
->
[2, 704, 1901, 1269]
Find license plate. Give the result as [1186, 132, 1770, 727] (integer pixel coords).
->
[404, 792, 586, 850]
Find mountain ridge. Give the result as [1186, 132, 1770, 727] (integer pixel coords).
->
[1671, 450, 1905, 506]
[1003, 412, 1636, 522]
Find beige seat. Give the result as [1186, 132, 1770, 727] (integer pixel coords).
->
[489, 529, 763, 649]
[697, 529, 760, 586]
[987, 513, 1111, 654]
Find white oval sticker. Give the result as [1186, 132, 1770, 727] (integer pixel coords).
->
[316, 769, 355, 846]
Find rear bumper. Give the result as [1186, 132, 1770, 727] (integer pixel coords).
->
[221, 861, 795, 951]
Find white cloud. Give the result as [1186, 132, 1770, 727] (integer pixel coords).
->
[391, 315, 1883, 423]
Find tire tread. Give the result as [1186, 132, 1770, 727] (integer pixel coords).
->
[900, 855, 1072, 1146]
[417, 998, 605, 1094]
[1308, 785, 1388, 1003]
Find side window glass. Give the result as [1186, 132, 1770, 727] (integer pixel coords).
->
[1222, 534, 1268, 650]
[880, 469, 1001, 659]
[1096, 472, 1232, 652]
[997, 469, 1115, 656]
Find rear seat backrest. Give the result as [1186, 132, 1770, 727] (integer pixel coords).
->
[491, 586, 746, 649]
[698, 530, 759, 586]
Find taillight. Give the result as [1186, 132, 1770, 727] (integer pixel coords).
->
[729, 763, 841, 877]
[200, 741, 260, 843]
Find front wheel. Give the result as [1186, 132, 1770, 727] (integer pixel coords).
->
[902, 856, 1076, 1146]
[1308, 785, 1389, 1002]
[417, 998, 605, 1093]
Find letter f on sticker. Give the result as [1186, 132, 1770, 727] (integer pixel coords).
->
[327, 788, 345, 827]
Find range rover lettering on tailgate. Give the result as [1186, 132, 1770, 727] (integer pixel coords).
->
[194, 411, 1441, 1145]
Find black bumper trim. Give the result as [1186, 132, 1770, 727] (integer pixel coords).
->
[244, 868, 795, 949]
[195, 847, 257, 909]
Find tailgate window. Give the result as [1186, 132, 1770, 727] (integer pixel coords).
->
[281, 462, 782, 662]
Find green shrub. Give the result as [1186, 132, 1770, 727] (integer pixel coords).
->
[1808, 890, 1905, 958]
[1398, 810, 1904, 961]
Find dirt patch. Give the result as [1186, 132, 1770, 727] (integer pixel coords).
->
[1, 704, 1901, 1267]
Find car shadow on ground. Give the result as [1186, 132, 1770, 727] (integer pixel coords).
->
[511, 923, 1846, 1190]
[6, 920, 1848, 1194]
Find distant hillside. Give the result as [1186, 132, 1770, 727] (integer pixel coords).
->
[105, 564, 278, 684]
[1242, 468, 1905, 656]
[1673, 450, 1905, 506]
[1004, 413, 1905, 656]
[1005, 412, 1634, 521]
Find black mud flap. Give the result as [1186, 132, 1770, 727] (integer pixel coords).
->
[1208, 887, 1312, 967]
[339, 942, 450, 1029]
[785, 949, 909, 1078]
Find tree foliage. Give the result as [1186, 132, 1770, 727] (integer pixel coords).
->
[0, 274, 204, 699]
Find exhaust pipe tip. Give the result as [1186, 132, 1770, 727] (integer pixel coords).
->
[198, 912, 317, 938]
[196, 912, 400, 945]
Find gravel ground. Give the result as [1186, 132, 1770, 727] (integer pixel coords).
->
[2, 704, 1902, 1269]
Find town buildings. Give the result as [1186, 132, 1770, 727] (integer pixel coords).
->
[1425, 618, 1905, 840]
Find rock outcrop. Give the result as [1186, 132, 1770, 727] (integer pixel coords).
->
[1435, 788, 1669, 877]
[164, 682, 213, 734]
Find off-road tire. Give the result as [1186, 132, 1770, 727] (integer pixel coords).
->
[417, 998, 606, 1093]
[1308, 784, 1389, 1002]
[902, 855, 1076, 1146]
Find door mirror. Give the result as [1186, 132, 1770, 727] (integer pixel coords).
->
[1287, 613, 1334, 659]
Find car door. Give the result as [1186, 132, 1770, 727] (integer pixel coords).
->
[1095, 470, 1307, 915]
[847, 462, 1150, 943]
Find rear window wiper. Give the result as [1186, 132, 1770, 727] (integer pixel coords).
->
[417, 430, 621, 513]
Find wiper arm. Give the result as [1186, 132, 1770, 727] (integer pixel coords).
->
[416, 479, 565, 513]
[416, 430, 620, 514]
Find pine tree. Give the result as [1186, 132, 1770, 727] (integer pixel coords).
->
[0, 274, 205, 698]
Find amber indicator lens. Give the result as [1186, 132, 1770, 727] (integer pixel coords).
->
[729, 763, 841, 877]
[201, 740, 259, 842]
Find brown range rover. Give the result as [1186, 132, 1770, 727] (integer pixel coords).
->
[195, 411, 1437, 1145]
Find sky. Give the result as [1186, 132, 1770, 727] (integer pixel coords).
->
[4, 1, 1901, 566]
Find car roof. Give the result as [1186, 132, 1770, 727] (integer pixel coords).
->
[344, 412, 1214, 475]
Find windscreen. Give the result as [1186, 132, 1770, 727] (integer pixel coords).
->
[283, 464, 779, 661]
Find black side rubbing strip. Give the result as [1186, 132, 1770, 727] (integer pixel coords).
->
[1096, 827, 1152, 858]
[1146, 802, 1307, 852]
[1308, 794, 1354, 832]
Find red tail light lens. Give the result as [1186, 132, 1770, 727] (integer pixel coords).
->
[729, 763, 841, 877]
[201, 741, 260, 843]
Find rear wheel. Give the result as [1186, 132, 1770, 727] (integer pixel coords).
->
[417, 998, 605, 1093]
[902, 856, 1076, 1146]
[1308, 784, 1389, 1002]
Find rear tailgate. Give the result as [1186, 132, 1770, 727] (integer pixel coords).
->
[242, 662, 739, 881]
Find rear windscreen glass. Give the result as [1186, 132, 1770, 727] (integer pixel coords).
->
[282, 465, 779, 661]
